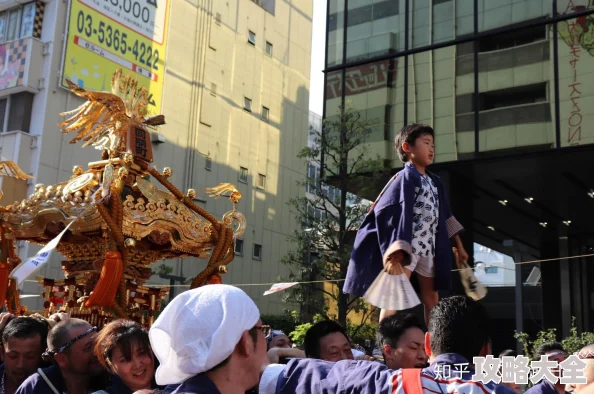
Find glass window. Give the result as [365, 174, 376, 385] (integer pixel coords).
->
[327, 0, 345, 67]
[205, 156, 212, 170]
[346, 0, 402, 63]
[7, 8, 20, 42]
[244, 97, 252, 112]
[265, 41, 273, 56]
[257, 174, 266, 189]
[20, 3, 35, 39]
[253, 244, 262, 260]
[211, 83, 217, 96]
[248, 31, 256, 45]
[0, 13, 7, 43]
[409, 46, 464, 163]
[342, 58, 405, 166]
[478, 0, 549, 32]
[408, 0, 476, 49]
[251, 0, 275, 15]
[478, 25, 553, 154]
[239, 167, 248, 183]
[261, 106, 269, 122]
[235, 239, 244, 255]
[306, 163, 319, 194]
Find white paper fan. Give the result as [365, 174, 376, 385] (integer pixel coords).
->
[362, 271, 421, 310]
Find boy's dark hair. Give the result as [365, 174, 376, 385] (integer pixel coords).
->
[395, 124, 435, 162]
[534, 342, 566, 361]
[304, 320, 349, 359]
[427, 296, 491, 362]
[2, 317, 48, 351]
[376, 313, 424, 351]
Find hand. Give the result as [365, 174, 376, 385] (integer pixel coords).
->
[47, 312, 70, 328]
[384, 251, 405, 275]
[453, 246, 469, 268]
[0, 313, 14, 331]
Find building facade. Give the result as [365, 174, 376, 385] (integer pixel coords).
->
[324, 0, 594, 347]
[0, 0, 312, 315]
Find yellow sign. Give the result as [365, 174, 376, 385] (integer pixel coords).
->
[61, 0, 170, 111]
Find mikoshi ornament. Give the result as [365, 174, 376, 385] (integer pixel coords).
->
[0, 69, 246, 327]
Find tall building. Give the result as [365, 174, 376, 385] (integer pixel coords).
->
[1, 0, 312, 315]
[324, 0, 594, 348]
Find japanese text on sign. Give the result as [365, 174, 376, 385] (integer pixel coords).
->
[62, 0, 169, 111]
[434, 355, 587, 385]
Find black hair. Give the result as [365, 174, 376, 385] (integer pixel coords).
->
[395, 124, 435, 162]
[427, 296, 491, 362]
[534, 342, 565, 361]
[304, 320, 349, 359]
[376, 313, 424, 352]
[2, 317, 48, 351]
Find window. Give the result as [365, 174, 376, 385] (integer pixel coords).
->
[257, 174, 266, 189]
[253, 243, 262, 260]
[478, 24, 545, 53]
[215, 12, 222, 25]
[0, 3, 37, 44]
[235, 239, 243, 255]
[239, 167, 248, 183]
[250, 0, 276, 15]
[244, 97, 252, 112]
[479, 82, 547, 111]
[211, 83, 217, 96]
[485, 267, 499, 274]
[0, 93, 33, 133]
[19, 3, 34, 39]
[248, 31, 256, 46]
[306, 163, 319, 194]
[205, 156, 212, 171]
[265, 41, 273, 56]
[261, 106, 269, 122]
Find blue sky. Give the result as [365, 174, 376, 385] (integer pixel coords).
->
[309, 1, 327, 116]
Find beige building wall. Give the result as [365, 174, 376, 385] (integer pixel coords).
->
[11, 0, 312, 316]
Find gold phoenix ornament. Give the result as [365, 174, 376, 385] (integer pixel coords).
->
[0, 70, 246, 326]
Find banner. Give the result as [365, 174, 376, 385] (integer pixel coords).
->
[263, 282, 299, 296]
[61, 0, 170, 111]
[10, 220, 77, 285]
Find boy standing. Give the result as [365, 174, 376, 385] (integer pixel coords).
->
[344, 124, 468, 324]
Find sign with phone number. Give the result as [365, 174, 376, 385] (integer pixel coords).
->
[61, 0, 169, 111]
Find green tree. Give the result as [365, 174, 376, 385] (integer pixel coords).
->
[515, 317, 594, 359]
[281, 103, 386, 330]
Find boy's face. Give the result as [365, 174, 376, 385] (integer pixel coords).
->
[404, 133, 434, 167]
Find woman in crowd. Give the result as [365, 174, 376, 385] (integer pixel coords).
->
[92, 320, 163, 394]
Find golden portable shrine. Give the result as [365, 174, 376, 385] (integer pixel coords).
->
[0, 70, 246, 327]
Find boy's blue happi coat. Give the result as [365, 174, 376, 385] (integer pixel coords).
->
[344, 162, 464, 296]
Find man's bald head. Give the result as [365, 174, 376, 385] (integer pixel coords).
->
[573, 343, 594, 393]
[47, 318, 91, 354]
[579, 344, 594, 355]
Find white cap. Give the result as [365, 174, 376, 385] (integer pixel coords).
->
[149, 284, 260, 385]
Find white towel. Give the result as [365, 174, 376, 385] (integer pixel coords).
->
[362, 272, 421, 310]
[149, 284, 260, 385]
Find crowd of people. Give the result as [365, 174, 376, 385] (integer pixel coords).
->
[0, 285, 591, 394]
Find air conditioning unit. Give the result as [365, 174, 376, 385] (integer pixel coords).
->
[151, 133, 166, 144]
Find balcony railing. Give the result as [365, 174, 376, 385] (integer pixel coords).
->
[456, 101, 552, 133]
